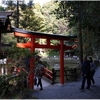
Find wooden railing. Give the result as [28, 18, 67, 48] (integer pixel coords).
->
[52, 67, 82, 84]
[44, 68, 53, 80]
[44, 67, 82, 85]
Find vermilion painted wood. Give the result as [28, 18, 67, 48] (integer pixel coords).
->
[44, 68, 53, 80]
[16, 42, 77, 50]
[60, 40, 64, 84]
[29, 37, 35, 89]
[14, 32, 32, 38]
[13, 28, 78, 89]
[17, 42, 31, 48]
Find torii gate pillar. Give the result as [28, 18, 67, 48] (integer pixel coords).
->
[29, 37, 35, 89]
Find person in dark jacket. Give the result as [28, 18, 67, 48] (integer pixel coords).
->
[80, 56, 90, 91]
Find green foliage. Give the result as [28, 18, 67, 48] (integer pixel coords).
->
[3, 43, 37, 60]
[42, 1, 70, 35]
[2, 33, 16, 43]
[47, 49, 59, 56]
[0, 6, 5, 11]
[17, 3, 44, 32]
[0, 75, 13, 98]
[0, 74, 33, 99]
[56, 1, 100, 59]
[50, 40, 59, 45]
[41, 60, 50, 68]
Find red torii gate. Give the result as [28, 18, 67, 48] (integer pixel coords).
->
[13, 28, 77, 89]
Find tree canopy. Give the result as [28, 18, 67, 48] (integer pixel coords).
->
[0, 1, 100, 60]
[55, 1, 100, 60]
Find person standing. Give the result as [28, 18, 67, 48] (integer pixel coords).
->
[80, 56, 90, 91]
[89, 57, 96, 85]
[35, 61, 45, 90]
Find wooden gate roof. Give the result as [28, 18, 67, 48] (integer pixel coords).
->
[0, 11, 12, 16]
[13, 28, 77, 40]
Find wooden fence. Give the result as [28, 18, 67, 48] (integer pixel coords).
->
[44, 67, 82, 85]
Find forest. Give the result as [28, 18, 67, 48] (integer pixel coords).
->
[0, 0, 100, 98]
[0, 0, 100, 62]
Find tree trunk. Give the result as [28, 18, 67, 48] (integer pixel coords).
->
[16, 0, 19, 42]
[78, 23, 83, 64]
[78, 2, 83, 64]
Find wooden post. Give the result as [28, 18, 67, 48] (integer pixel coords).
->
[74, 68, 77, 81]
[60, 40, 64, 84]
[52, 68, 55, 85]
[29, 37, 35, 89]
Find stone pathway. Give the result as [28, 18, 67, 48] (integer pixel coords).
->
[32, 66, 100, 99]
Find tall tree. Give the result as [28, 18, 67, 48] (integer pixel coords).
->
[20, 3, 45, 32]
[42, 1, 70, 35]
[4, 1, 45, 43]
[55, 1, 100, 62]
